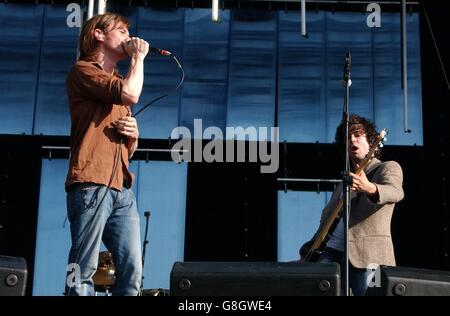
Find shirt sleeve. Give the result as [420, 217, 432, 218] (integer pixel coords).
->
[71, 62, 123, 105]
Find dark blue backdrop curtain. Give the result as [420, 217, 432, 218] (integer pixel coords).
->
[0, 4, 422, 145]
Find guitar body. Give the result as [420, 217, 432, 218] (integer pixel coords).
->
[299, 239, 326, 262]
[301, 231, 342, 262]
[304, 249, 322, 263]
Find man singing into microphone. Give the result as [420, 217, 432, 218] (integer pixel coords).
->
[64, 13, 149, 296]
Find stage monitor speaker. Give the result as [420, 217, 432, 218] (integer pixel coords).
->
[0, 255, 27, 296]
[366, 265, 450, 296]
[170, 261, 340, 296]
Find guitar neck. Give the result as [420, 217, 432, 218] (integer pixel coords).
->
[304, 158, 373, 261]
[355, 157, 372, 175]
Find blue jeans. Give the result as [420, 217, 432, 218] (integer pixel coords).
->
[65, 183, 142, 296]
[317, 247, 376, 296]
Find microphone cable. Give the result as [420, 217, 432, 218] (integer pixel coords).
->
[133, 53, 184, 118]
[66, 50, 184, 296]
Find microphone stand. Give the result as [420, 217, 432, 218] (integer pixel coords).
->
[140, 211, 151, 296]
[342, 52, 352, 297]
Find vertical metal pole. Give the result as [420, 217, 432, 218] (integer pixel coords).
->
[140, 211, 151, 296]
[401, 0, 411, 133]
[342, 52, 352, 297]
[212, 0, 220, 23]
[98, 0, 107, 15]
[87, 0, 94, 19]
[301, 0, 308, 37]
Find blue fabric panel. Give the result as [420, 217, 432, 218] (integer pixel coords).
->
[0, 5, 423, 146]
[33, 159, 70, 295]
[133, 8, 185, 139]
[33, 5, 78, 136]
[135, 161, 187, 289]
[0, 4, 43, 135]
[373, 13, 423, 145]
[278, 11, 327, 142]
[277, 11, 423, 145]
[178, 9, 230, 136]
[277, 191, 330, 262]
[226, 10, 278, 140]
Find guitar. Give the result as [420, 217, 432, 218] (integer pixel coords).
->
[301, 128, 388, 262]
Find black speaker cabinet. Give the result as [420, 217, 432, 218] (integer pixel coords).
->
[0, 255, 27, 296]
[170, 261, 340, 296]
[366, 265, 450, 296]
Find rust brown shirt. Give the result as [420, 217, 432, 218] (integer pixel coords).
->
[65, 60, 134, 191]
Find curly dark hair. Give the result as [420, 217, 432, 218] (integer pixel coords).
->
[335, 114, 381, 159]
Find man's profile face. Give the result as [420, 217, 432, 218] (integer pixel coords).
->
[100, 22, 130, 60]
[348, 124, 370, 164]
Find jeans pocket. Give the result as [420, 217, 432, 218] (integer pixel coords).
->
[67, 186, 101, 222]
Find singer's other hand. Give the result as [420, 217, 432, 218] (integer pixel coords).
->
[123, 37, 149, 59]
[112, 116, 139, 141]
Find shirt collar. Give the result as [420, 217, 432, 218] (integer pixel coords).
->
[89, 61, 123, 79]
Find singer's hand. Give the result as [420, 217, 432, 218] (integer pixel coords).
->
[112, 116, 139, 141]
[123, 37, 149, 59]
[113, 116, 139, 158]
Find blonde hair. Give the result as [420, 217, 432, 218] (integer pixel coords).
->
[78, 13, 129, 62]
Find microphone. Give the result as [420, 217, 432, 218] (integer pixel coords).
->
[343, 52, 352, 87]
[149, 47, 172, 57]
[123, 40, 172, 57]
